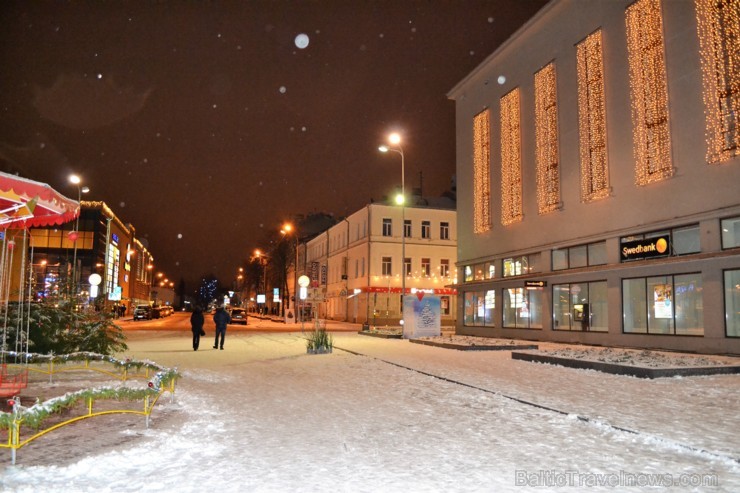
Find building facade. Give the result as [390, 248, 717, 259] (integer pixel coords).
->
[301, 202, 458, 326]
[28, 201, 155, 314]
[448, 0, 740, 354]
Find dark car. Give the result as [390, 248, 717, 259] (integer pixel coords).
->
[133, 305, 152, 321]
[229, 308, 248, 325]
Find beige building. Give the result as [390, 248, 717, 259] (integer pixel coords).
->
[302, 201, 457, 326]
[448, 0, 740, 353]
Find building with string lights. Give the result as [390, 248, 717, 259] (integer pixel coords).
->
[448, 0, 740, 353]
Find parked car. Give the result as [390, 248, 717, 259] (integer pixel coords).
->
[229, 308, 248, 325]
[133, 305, 152, 321]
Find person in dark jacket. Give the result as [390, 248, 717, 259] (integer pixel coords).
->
[190, 306, 205, 351]
[213, 306, 231, 350]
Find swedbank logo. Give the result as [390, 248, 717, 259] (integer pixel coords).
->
[621, 235, 671, 261]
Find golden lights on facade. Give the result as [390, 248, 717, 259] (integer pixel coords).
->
[695, 0, 740, 163]
[626, 0, 674, 185]
[534, 62, 561, 214]
[500, 88, 523, 226]
[473, 109, 492, 234]
[576, 30, 610, 203]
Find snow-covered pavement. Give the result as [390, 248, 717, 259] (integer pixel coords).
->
[1, 324, 738, 492]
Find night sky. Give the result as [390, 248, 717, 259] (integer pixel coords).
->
[0, 0, 547, 289]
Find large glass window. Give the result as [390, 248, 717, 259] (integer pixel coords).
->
[503, 256, 528, 277]
[553, 241, 607, 271]
[725, 269, 740, 337]
[621, 225, 700, 261]
[722, 216, 740, 249]
[623, 274, 703, 335]
[463, 290, 495, 327]
[553, 281, 608, 332]
[503, 288, 543, 329]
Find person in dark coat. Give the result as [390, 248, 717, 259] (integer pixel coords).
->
[190, 306, 205, 351]
[213, 306, 231, 350]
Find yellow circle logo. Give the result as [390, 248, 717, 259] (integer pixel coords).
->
[656, 238, 668, 254]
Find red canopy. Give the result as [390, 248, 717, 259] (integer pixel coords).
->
[0, 172, 79, 229]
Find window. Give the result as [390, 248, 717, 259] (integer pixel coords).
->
[535, 62, 561, 214]
[577, 30, 610, 202]
[620, 225, 700, 261]
[464, 262, 496, 282]
[440, 222, 449, 240]
[464, 290, 495, 327]
[473, 109, 492, 233]
[440, 259, 450, 278]
[421, 258, 431, 277]
[404, 219, 411, 238]
[404, 257, 411, 277]
[500, 88, 523, 225]
[725, 269, 740, 337]
[464, 266, 474, 282]
[421, 221, 431, 239]
[696, 0, 740, 162]
[623, 273, 703, 335]
[553, 281, 608, 332]
[626, 0, 673, 185]
[382, 256, 392, 276]
[503, 288, 543, 329]
[721, 216, 740, 249]
[382, 218, 392, 237]
[503, 256, 528, 277]
[441, 296, 451, 316]
[552, 241, 607, 270]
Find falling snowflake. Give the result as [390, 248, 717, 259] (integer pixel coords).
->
[119, 202, 126, 208]
[279, 86, 287, 94]
[488, 17, 494, 23]
[301, 126, 307, 132]
[294, 33, 309, 49]
[97, 74, 102, 79]
[177, 234, 183, 239]
[497, 75, 506, 85]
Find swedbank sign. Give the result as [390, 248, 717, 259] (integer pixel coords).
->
[621, 235, 671, 261]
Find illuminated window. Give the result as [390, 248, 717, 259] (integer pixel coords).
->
[696, 0, 740, 163]
[440, 259, 450, 277]
[626, 0, 673, 184]
[576, 30, 610, 202]
[534, 62, 561, 213]
[421, 258, 431, 277]
[473, 109, 492, 233]
[500, 88, 522, 225]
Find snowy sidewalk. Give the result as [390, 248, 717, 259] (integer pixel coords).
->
[2, 329, 738, 492]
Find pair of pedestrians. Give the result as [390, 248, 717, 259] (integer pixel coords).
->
[190, 306, 231, 350]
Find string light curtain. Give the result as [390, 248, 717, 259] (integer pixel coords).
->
[576, 30, 610, 203]
[534, 62, 561, 214]
[695, 0, 740, 164]
[626, 0, 674, 185]
[500, 88, 523, 225]
[473, 109, 492, 234]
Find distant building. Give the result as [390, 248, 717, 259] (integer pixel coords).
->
[27, 201, 155, 314]
[448, 0, 740, 353]
[298, 198, 457, 326]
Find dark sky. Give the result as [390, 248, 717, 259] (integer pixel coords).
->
[0, 0, 547, 289]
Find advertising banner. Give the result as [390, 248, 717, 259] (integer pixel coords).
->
[403, 293, 441, 339]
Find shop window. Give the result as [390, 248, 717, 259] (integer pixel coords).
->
[503, 256, 528, 277]
[623, 274, 703, 335]
[621, 225, 700, 261]
[441, 296, 451, 316]
[553, 241, 607, 271]
[486, 261, 495, 279]
[673, 225, 700, 255]
[503, 288, 543, 329]
[463, 290, 495, 327]
[464, 266, 474, 282]
[553, 281, 607, 332]
[725, 269, 740, 337]
[721, 216, 740, 249]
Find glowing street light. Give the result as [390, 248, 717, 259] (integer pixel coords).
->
[68, 173, 89, 297]
[378, 132, 406, 333]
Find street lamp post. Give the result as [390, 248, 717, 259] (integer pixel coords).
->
[281, 223, 299, 322]
[379, 132, 406, 334]
[68, 174, 89, 298]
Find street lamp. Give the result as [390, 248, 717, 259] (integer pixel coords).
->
[68, 174, 89, 298]
[378, 132, 406, 334]
[254, 249, 270, 315]
[281, 222, 299, 320]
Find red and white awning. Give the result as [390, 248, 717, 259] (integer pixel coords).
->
[0, 172, 78, 229]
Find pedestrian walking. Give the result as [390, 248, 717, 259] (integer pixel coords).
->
[213, 305, 231, 350]
[190, 306, 205, 351]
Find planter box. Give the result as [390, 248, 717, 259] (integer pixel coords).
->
[511, 352, 740, 379]
[411, 339, 538, 351]
[307, 347, 332, 354]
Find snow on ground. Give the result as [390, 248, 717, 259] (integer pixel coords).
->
[1, 326, 739, 492]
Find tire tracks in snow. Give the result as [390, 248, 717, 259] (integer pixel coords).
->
[334, 345, 740, 466]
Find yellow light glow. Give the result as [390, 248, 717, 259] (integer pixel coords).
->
[626, 0, 673, 185]
[576, 30, 610, 202]
[388, 133, 401, 145]
[473, 109, 492, 233]
[534, 62, 561, 214]
[695, 0, 740, 163]
[500, 88, 522, 225]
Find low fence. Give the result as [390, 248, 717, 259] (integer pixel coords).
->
[0, 352, 179, 465]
